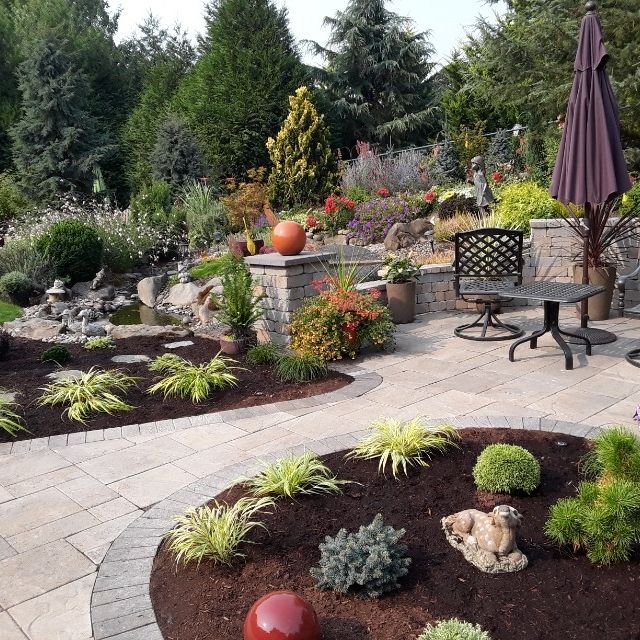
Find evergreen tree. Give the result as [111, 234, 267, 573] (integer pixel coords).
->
[309, 0, 437, 150]
[173, 0, 305, 178]
[11, 38, 109, 200]
[151, 117, 207, 193]
[0, 1, 19, 171]
[435, 139, 463, 183]
[121, 16, 195, 194]
[486, 128, 516, 172]
[266, 86, 339, 208]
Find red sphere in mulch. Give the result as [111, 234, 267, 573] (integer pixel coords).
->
[272, 221, 307, 256]
[243, 591, 321, 640]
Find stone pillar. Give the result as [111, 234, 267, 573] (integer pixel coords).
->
[246, 251, 335, 345]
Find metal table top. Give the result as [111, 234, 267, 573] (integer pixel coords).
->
[499, 281, 605, 304]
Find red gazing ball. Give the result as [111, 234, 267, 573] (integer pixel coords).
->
[243, 591, 321, 640]
[272, 221, 307, 256]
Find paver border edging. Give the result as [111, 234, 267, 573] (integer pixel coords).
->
[0, 363, 380, 456]
[90, 416, 605, 640]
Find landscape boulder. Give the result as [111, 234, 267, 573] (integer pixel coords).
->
[106, 324, 192, 340]
[164, 282, 201, 307]
[137, 274, 168, 307]
[4, 318, 63, 341]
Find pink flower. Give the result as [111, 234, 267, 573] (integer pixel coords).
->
[424, 191, 436, 203]
[377, 188, 390, 198]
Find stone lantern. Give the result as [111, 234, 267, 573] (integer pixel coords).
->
[46, 279, 67, 304]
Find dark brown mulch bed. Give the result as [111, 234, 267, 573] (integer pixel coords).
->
[150, 429, 640, 640]
[0, 337, 350, 443]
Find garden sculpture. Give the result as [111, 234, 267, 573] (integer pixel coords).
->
[46, 279, 67, 304]
[90, 268, 106, 290]
[177, 262, 192, 284]
[384, 218, 434, 252]
[442, 505, 528, 573]
[471, 156, 494, 214]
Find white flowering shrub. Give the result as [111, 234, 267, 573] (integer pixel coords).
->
[8, 195, 185, 272]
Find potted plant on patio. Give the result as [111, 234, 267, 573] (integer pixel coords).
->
[563, 198, 640, 320]
[212, 261, 266, 354]
[380, 254, 421, 324]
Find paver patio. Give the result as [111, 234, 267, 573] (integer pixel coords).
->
[1, 307, 639, 639]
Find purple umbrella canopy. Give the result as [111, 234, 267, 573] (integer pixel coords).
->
[550, 1, 631, 206]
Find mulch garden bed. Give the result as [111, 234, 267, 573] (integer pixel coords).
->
[0, 336, 351, 443]
[150, 429, 640, 640]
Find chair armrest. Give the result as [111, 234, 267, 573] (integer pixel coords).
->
[617, 263, 640, 289]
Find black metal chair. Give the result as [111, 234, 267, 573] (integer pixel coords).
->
[453, 228, 525, 341]
[616, 255, 640, 366]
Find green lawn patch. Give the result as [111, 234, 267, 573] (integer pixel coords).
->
[0, 300, 22, 324]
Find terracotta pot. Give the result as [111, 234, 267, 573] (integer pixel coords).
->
[573, 264, 617, 321]
[386, 281, 417, 324]
[218, 335, 248, 355]
[272, 221, 307, 256]
[228, 238, 264, 258]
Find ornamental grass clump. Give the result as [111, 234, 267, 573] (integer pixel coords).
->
[239, 452, 350, 499]
[39, 368, 139, 423]
[347, 418, 459, 478]
[246, 342, 282, 366]
[473, 444, 541, 494]
[0, 400, 27, 437]
[310, 513, 411, 598]
[546, 426, 640, 565]
[275, 351, 328, 382]
[418, 619, 492, 640]
[165, 497, 275, 566]
[83, 336, 115, 350]
[148, 353, 240, 403]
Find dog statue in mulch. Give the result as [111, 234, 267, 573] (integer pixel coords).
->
[442, 505, 528, 574]
[384, 218, 434, 251]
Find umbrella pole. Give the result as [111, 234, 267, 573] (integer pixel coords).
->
[581, 202, 590, 328]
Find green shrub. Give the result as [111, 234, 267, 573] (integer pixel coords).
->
[437, 195, 477, 220]
[41, 345, 71, 366]
[39, 367, 139, 423]
[0, 271, 33, 306]
[129, 181, 173, 225]
[35, 220, 103, 284]
[310, 513, 411, 597]
[84, 337, 116, 350]
[344, 186, 371, 204]
[581, 426, 640, 483]
[495, 181, 564, 230]
[246, 342, 282, 366]
[0, 173, 29, 222]
[348, 418, 459, 478]
[473, 444, 541, 494]
[546, 478, 640, 565]
[621, 180, 640, 217]
[0, 239, 56, 288]
[275, 351, 328, 382]
[165, 497, 275, 566]
[240, 452, 350, 499]
[418, 619, 492, 640]
[147, 353, 240, 403]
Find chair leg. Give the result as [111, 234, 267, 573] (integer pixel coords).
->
[455, 302, 524, 342]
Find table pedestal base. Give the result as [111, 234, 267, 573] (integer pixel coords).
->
[626, 348, 640, 368]
[509, 301, 592, 370]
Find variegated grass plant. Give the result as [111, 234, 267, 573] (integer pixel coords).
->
[347, 417, 459, 477]
[0, 399, 27, 436]
[39, 368, 139, 423]
[238, 452, 351, 499]
[147, 353, 241, 403]
[165, 497, 275, 566]
[83, 336, 116, 350]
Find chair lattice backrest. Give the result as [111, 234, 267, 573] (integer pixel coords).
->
[454, 228, 524, 295]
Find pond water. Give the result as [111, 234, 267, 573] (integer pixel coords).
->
[110, 303, 182, 326]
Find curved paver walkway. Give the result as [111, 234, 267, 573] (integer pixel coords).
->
[0, 308, 639, 640]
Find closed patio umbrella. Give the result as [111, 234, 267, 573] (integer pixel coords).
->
[550, 0, 631, 344]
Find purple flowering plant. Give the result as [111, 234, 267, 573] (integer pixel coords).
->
[347, 196, 419, 244]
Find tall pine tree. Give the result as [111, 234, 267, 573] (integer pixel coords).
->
[11, 38, 109, 200]
[266, 87, 339, 208]
[309, 0, 437, 150]
[172, 0, 305, 179]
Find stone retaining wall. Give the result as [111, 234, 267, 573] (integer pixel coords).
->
[247, 219, 640, 344]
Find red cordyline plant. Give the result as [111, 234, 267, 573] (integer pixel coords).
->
[561, 197, 640, 268]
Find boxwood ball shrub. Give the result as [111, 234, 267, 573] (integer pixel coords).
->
[418, 619, 492, 640]
[473, 444, 541, 494]
[310, 513, 411, 598]
[35, 220, 103, 284]
[0, 271, 33, 306]
[495, 181, 565, 230]
[41, 344, 71, 366]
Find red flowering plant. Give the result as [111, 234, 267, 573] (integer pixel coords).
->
[491, 171, 504, 183]
[304, 213, 322, 233]
[290, 257, 395, 360]
[424, 190, 437, 203]
[322, 194, 356, 235]
[377, 187, 391, 198]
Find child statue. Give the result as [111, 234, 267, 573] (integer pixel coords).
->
[471, 156, 494, 214]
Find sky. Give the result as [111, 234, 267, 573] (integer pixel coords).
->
[114, 0, 503, 68]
